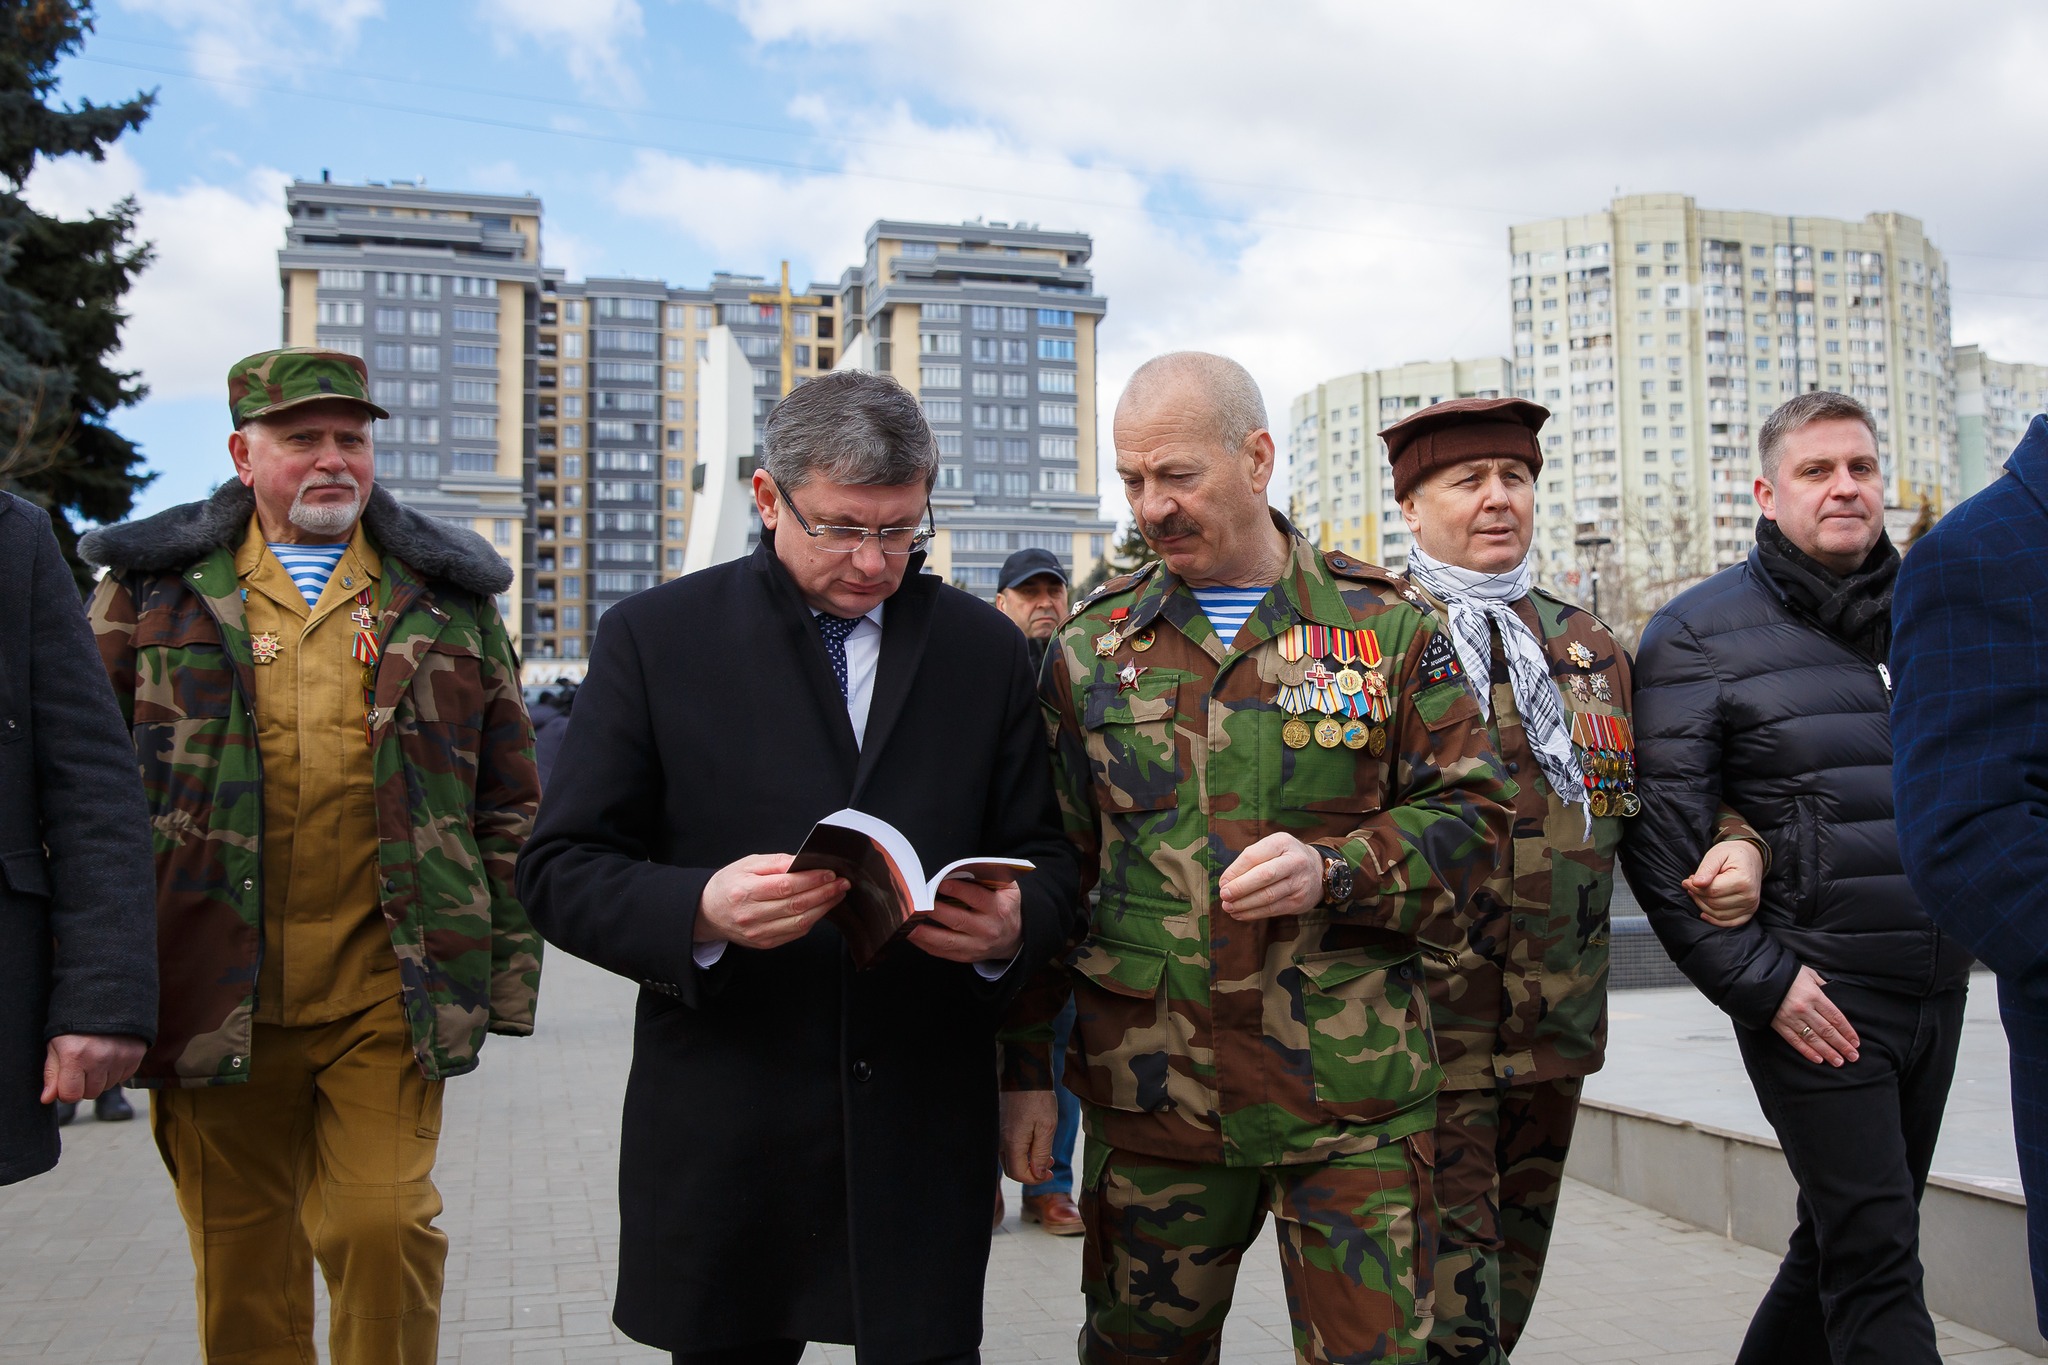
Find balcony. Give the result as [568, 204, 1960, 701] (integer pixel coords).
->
[538, 372, 557, 389]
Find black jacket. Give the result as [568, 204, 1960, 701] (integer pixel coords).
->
[516, 540, 1082, 1360]
[0, 494, 157, 1184]
[1622, 546, 1972, 1030]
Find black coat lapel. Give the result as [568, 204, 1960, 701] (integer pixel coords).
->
[748, 541, 861, 771]
[850, 570, 938, 800]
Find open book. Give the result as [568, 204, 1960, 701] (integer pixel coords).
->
[788, 808, 1035, 970]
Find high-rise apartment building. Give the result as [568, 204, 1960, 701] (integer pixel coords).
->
[278, 179, 541, 645]
[835, 220, 1113, 594]
[1954, 344, 2048, 497]
[1285, 357, 1512, 567]
[526, 271, 839, 667]
[1508, 194, 1953, 590]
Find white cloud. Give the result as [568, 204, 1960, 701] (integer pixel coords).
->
[115, 0, 384, 95]
[25, 145, 290, 403]
[488, 0, 644, 98]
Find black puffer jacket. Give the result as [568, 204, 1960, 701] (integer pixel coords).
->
[1621, 547, 1972, 1029]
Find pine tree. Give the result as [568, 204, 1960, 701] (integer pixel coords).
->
[1, 0, 155, 587]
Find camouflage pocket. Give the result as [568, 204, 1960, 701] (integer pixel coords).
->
[1294, 946, 1441, 1124]
[1067, 934, 1186, 1114]
[1081, 675, 1183, 813]
[131, 613, 234, 724]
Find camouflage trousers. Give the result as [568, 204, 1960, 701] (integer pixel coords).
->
[1077, 1133, 1436, 1364]
[1425, 1076, 1584, 1364]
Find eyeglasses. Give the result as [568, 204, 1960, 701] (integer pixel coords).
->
[774, 481, 935, 556]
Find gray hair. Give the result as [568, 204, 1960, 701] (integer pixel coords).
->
[1118, 351, 1269, 452]
[1758, 390, 1879, 477]
[761, 370, 938, 492]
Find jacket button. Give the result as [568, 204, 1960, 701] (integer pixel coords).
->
[241, 877, 254, 892]
[1506, 761, 1520, 774]
[1502, 1065, 1516, 1078]
[383, 879, 397, 894]
[852, 1060, 873, 1083]
[228, 1057, 244, 1069]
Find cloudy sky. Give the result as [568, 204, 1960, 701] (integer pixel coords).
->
[33, 0, 2048, 518]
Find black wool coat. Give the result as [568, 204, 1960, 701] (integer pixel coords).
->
[516, 539, 1082, 1361]
[1622, 546, 1973, 1030]
[0, 494, 158, 1184]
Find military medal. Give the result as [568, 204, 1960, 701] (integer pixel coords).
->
[251, 631, 282, 665]
[1277, 625, 1306, 663]
[1116, 661, 1148, 694]
[1592, 674, 1612, 701]
[1568, 675, 1590, 703]
[351, 588, 381, 746]
[1313, 716, 1344, 749]
[1570, 711, 1638, 818]
[1341, 719, 1370, 750]
[1567, 642, 1595, 669]
[1282, 716, 1313, 749]
[1128, 628, 1155, 653]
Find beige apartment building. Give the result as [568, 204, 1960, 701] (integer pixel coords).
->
[1508, 193, 1954, 598]
[1285, 357, 1512, 566]
[1955, 344, 2048, 497]
[279, 179, 543, 649]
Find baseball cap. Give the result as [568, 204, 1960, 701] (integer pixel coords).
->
[998, 547, 1068, 592]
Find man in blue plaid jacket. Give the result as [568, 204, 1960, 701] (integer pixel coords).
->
[1893, 410, 2048, 1338]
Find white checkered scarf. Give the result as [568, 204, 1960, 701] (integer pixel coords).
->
[1406, 546, 1586, 811]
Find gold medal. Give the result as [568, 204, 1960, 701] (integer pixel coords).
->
[1282, 716, 1313, 749]
[1095, 627, 1123, 658]
[1129, 628, 1155, 653]
[1335, 667, 1364, 696]
[1341, 720, 1370, 750]
[1368, 725, 1387, 758]
[251, 631, 282, 664]
[1589, 790, 1610, 818]
[1567, 642, 1595, 669]
[1313, 716, 1344, 749]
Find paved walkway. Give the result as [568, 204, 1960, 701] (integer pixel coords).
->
[0, 953, 2035, 1363]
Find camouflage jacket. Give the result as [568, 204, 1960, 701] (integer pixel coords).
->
[1407, 583, 1629, 1089]
[80, 482, 541, 1086]
[1006, 523, 1513, 1168]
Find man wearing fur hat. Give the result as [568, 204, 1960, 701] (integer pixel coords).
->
[80, 348, 543, 1365]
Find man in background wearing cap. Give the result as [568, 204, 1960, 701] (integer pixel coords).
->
[79, 348, 542, 1364]
[989, 547, 1084, 1235]
[1383, 398, 1766, 1363]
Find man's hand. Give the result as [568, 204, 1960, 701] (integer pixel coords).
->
[42, 1034, 147, 1105]
[1001, 1089, 1059, 1184]
[1685, 839, 1766, 927]
[910, 878, 1023, 964]
[1773, 965, 1860, 1066]
[1219, 833, 1325, 921]
[696, 854, 848, 951]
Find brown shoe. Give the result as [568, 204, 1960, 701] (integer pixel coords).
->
[993, 1187, 1005, 1228]
[1021, 1192, 1084, 1236]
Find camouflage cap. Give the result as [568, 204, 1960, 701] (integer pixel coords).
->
[227, 347, 389, 428]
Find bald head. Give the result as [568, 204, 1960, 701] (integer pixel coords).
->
[1116, 351, 1269, 455]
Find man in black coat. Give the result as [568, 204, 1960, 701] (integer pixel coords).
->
[1623, 390, 1973, 1365]
[517, 370, 1082, 1364]
[0, 492, 158, 1185]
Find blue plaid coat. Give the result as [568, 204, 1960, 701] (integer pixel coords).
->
[1892, 410, 2048, 1334]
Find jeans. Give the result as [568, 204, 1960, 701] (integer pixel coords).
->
[1022, 997, 1080, 1198]
[1732, 980, 1966, 1365]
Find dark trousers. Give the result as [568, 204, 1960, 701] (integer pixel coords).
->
[2000, 973, 2048, 1338]
[1732, 980, 1966, 1365]
[671, 1347, 977, 1365]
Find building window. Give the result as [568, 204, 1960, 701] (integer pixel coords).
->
[407, 417, 440, 444]
[1037, 309, 1074, 328]
[1040, 468, 1077, 492]
[450, 451, 494, 472]
[407, 452, 439, 479]
[1038, 370, 1076, 394]
[316, 299, 362, 326]
[935, 432, 961, 456]
[919, 332, 961, 356]
[972, 471, 998, 493]
[409, 381, 439, 407]
[1001, 372, 1028, 398]
[1038, 338, 1075, 361]
[375, 307, 406, 335]
[452, 308, 496, 332]
[452, 344, 497, 368]
[695, 306, 714, 328]
[972, 437, 999, 462]
[316, 334, 363, 357]
[937, 465, 962, 490]
[1002, 340, 1028, 364]
[971, 305, 999, 330]
[450, 415, 495, 439]
[901, 242, 939, 261]
[1003, 472, 1029, 497]
[408, 345, 440, 372]
[372, 379, 406, 407]
[921, 365, 960, 389]
[411, 274, 441, 300]
[922, 398, 961, 424]
[971, 404, 999, 429]
[1040, 435, 1077, 461]
[1039, 402, 1076, 427]
[318, 269, 363, 290]
[374, 450, 403, 478]
[1002, 308, 1029, 332]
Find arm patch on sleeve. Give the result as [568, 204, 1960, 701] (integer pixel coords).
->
[1418, 631, 1464, 686]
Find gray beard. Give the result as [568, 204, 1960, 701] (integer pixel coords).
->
[288, 488, 363, 537]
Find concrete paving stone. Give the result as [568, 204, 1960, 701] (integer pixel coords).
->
[1, 951, 2037, 1364]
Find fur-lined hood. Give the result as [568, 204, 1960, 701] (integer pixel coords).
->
[80, 480, 514, 597]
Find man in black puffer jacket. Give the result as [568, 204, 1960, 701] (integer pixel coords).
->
[1624, 389, 1972, 1365]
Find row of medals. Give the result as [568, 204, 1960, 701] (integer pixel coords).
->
[1276, 624, 1391, 755]
[1581, 751, 1641, 818]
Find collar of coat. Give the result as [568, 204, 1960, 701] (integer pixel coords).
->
[1111, 509, 1404, 659]
[78, 479, 513, 598]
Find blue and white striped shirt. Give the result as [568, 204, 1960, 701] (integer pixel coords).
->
[1190, 585, 1272, 649]
[267, 543, 348, 608]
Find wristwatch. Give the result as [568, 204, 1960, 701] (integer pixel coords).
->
[1314, 844, 1355, 907]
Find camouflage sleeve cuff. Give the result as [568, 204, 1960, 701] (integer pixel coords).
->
[1000, 1038, 1059, 1092]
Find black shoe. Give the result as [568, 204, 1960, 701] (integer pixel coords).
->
[55, 1101, 77, 1127]
[94, 1090, 135, 1122]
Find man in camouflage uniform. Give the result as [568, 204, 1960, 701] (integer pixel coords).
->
[79, 349, 542, 1365]
[1000, 353, 1513, 1363]
[1381, 398, 1767, 1363]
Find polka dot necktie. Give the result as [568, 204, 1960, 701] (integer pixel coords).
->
[815, 612, 861, 700]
